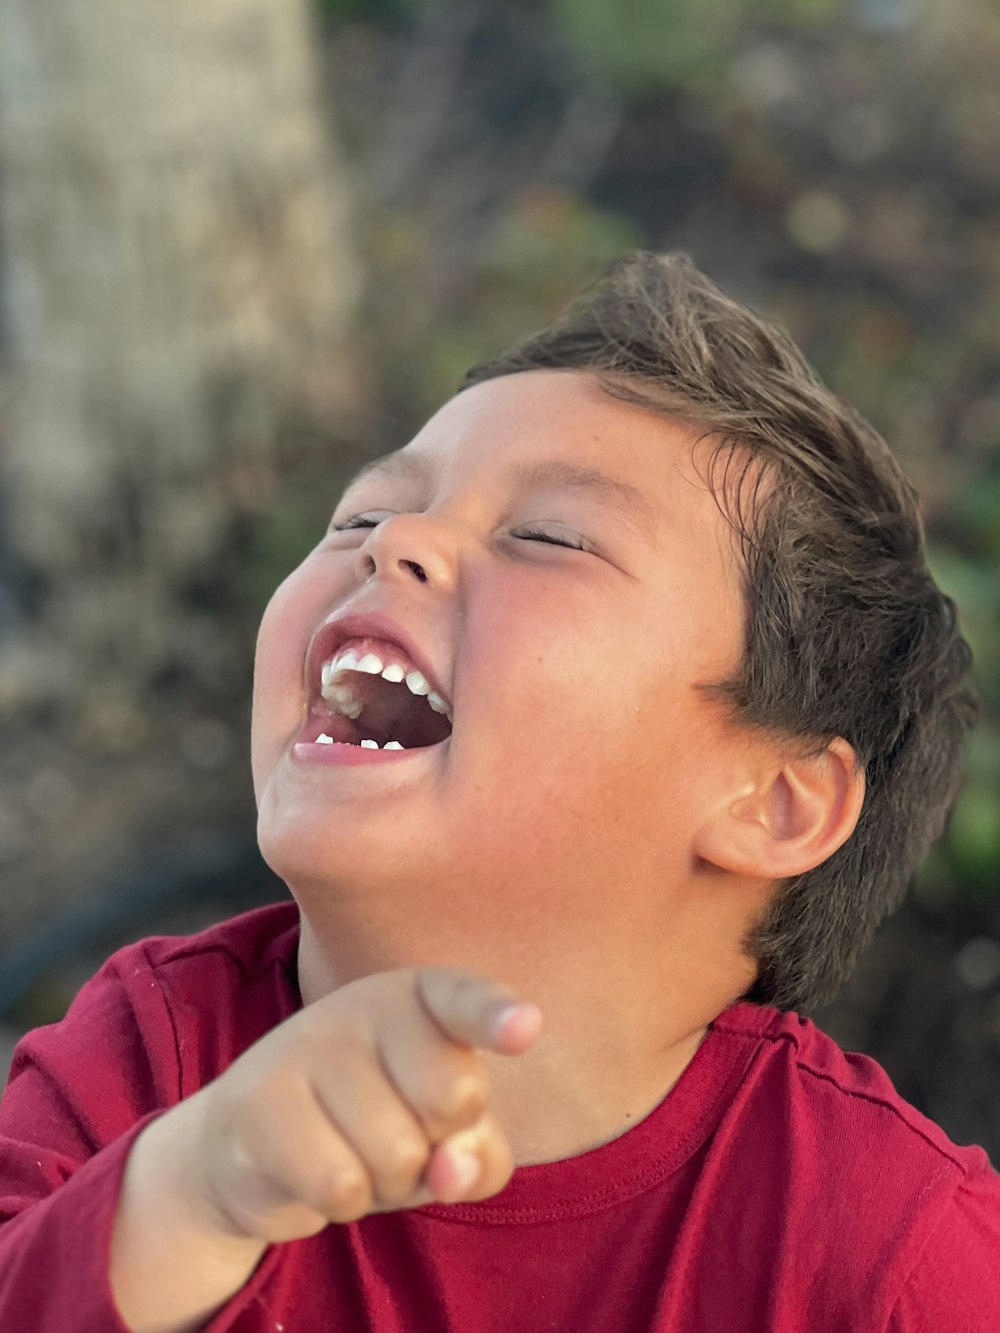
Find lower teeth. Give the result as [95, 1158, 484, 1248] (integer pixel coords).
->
[315, 733, 405, 750]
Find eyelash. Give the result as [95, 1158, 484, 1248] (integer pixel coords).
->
[329, 515, 589, 552]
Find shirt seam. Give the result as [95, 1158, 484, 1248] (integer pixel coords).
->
[135, 939, 186, 1104]
[713, 1017, 973, 1177]
[417, 1029, 759, 1226]
[133, 904, 298, 986]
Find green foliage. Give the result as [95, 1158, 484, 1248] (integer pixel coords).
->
[361, 189, 644, 425]
[949, 727, 1000, 893]
[435, 193, 644, 395]
[235, 470, 347, 612]
[549, 0, 844, 94]
[925, 540, 1000, 898]
[927, 544, 1000, 708]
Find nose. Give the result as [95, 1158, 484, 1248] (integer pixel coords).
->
[352, 512, 458, 590]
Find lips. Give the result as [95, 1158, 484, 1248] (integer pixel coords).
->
[305, 609, 450, 710]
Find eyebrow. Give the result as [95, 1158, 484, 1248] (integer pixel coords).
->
[340, 450, 660, 545]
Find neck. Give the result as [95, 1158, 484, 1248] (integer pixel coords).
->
[293, 882, 757, 1166]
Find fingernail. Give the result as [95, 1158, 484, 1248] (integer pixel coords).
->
[449, 1149, 480, 1192]
[491, 1002, 540, 1042]
[490, 1003, 524, 1041]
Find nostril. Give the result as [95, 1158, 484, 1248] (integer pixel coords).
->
[403, 560, 427, 582]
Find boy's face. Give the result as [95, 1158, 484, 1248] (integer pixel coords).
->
[252, 371, 750, 942]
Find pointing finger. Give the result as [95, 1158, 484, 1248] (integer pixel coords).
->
[415, 968, 543, 1055]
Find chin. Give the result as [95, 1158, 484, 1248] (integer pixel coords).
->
[255, 788, 429, 900]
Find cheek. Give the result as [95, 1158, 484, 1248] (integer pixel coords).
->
[471, 574, 613, 702]
[461, 573, 726, 821]
[251, 565, 330, 773]
[463, 577, 640, 789]
[255, 575, 308, 687]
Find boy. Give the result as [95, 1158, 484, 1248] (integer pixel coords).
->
[1, 252, 997, 1331]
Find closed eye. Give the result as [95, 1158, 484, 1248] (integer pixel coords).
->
[512, 527, 589, 552]
[329, 515, 591, 552]
[329, 515, 390, 532]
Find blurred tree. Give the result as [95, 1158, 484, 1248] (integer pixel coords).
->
[0, 0, 360, 735]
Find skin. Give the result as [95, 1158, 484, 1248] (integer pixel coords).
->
[110, 371, 864, 1331]
[252, 369, 862, 1165]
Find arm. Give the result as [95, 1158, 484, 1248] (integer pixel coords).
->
[886, 1159, 1000, 1332]
[0, 1113, 158, 1332]
[0, 949, 277, 1332]
[109, 1093, 268, 1333]
[109, 967, 540, 1332]
[2, 954, 540, 1333]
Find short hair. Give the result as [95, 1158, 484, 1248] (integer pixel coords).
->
[460, 251, 977, 1013]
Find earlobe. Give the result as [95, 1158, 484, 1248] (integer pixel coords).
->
[694, 738, 865, 880]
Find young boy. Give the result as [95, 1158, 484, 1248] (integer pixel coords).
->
[1, 252, 997, 1332]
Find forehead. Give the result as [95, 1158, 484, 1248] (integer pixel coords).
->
[342, 371, 729, 547]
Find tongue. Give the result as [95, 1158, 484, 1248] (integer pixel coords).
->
[306, 711, 357, 744]
[351, 671, 449, 748]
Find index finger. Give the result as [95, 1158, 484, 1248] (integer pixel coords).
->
[415, 968, 543, 1055]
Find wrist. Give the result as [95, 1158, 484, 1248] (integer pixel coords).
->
[111, 1103, 268, 1333]
[142, 1092, 268, 1252]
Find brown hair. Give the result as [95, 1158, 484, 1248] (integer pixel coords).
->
[460, 251, 977, 1013]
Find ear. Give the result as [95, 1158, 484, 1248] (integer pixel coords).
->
[693, 738, 865, 880]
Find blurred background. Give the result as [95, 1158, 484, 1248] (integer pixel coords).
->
[0, 0, 998, 1158]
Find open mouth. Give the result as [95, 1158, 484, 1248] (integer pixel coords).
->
[306, 641, 454, 753]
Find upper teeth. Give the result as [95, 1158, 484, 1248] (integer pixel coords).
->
[320, 647, 453, 722]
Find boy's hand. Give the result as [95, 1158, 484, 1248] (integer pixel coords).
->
[179, 968, 542, 1244]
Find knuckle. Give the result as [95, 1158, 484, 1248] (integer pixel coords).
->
[302, 1009, 367, 1061]
[418, 967, 489, 1016]
[375, 1135, 429, 1203]
[455, 1070, 490, 1118]
[428, 1071, 489, 1127]
[452, 971, 499, 1017]
[321, 1163, 372, 1222]
[473, 1130, 515, 1198]
[447, 969, 482, 998]
[383, 1133, 429, 1180]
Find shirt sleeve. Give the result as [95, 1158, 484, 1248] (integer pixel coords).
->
[0, 1112, 162, 1332]
[887, 1156, 1000, 1333]
[0, 947, 182, 1330]
[0, 944, 283, 1333]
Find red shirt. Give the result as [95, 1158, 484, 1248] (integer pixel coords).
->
[1, 902, 998, 1332]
